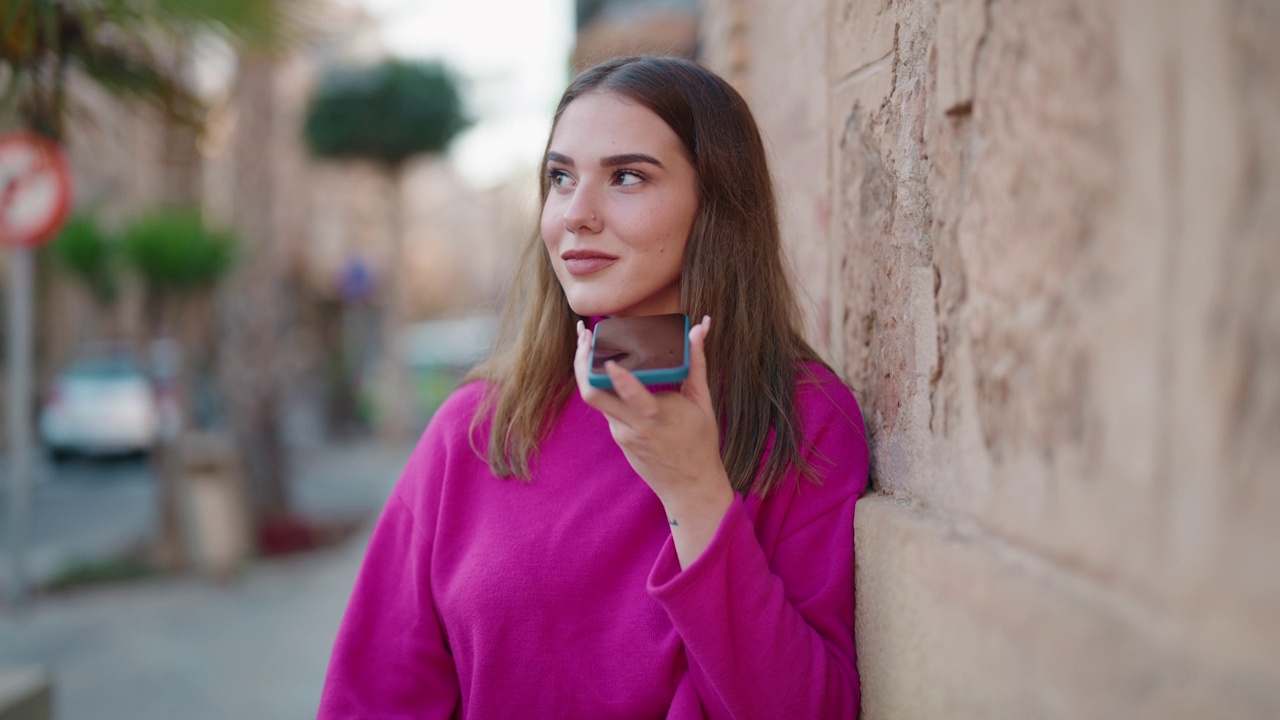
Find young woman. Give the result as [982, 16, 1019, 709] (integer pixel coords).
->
[318, 55, 869, 719]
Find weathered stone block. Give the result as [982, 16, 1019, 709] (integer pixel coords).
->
[934, 0, 986, 115]
[830, 57, 896, 133]
[826, 16, 898, 371]
[826, 65, 894, 370]
[854, 496, 1280, 719]
[742, 0, 833, 346]
[705, 0, 1280, 708]
[910, 266, 937, 379]
[831, 0, 897, 80]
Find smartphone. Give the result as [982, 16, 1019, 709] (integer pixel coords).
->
[588, 314, 690, 391]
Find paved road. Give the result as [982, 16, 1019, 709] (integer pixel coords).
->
[0, 439, 413, 720]
[0, 455, 157, 596]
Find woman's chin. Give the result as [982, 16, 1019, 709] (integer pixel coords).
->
[568, 301, 645, 319]
[563, 289, 681, 319]
[564, 294, 623, 319]
[566, 300, 606, 318]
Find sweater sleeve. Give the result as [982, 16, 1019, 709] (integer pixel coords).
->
[647, 375, 868, 720]
[316, 423, 460, 718]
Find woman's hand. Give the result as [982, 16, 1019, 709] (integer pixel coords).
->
[575, 315, 735, 568]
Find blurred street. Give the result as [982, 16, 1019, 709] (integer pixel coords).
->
[0, 439, 413, 720]
[0, 455, 156, 594]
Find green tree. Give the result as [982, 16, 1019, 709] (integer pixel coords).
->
[48, 211, 118, 307]
[120, 207, 235, 318]
[118, 206, 237, 569]
[303, 59, 468, 439]
[304, 60, 468, 163]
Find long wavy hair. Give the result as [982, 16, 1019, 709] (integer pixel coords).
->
[467, 55, 825, 496]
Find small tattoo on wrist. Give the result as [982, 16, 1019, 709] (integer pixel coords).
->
[668, 517, 679, 527]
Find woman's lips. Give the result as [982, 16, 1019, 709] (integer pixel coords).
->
[561, 252, 618, 276]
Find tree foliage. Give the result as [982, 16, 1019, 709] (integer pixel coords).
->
[0, 0, 304, 137]
[48, 211, 118, 305]
[304, 59, 469, 165]
[119, 207, 235, 294]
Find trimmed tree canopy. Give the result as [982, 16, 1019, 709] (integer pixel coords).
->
[304, 59, 469, 164]
[49, 212, 120, 305]
[120, 208, 236, 293]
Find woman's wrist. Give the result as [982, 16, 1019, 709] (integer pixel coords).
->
[660, 471, 735, 569]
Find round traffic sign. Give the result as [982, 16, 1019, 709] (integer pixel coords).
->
[0, 131, 73, 249]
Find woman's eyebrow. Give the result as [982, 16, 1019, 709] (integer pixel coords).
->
[601, 153, 664, 169]
[544, 151, 665, 169]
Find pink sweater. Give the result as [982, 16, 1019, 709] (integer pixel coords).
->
[318, 364, 869, 719]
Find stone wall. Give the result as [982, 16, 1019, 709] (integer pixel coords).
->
[700, 0, 1280, 716]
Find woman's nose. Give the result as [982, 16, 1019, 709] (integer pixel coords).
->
[563, 187, 603, 234]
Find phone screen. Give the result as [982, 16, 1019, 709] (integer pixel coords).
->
[589, 314, 689, 388]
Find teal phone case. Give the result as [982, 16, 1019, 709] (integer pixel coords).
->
[588, 314, 690, 390]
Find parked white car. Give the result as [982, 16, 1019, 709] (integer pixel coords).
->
[39, 356, 159, 460]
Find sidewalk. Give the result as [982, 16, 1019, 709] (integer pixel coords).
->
[0, 439, 413, 720]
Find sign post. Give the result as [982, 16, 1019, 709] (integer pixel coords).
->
[0, 131, 72, 607]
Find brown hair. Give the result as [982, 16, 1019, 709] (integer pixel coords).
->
[467, 55, 825, 496]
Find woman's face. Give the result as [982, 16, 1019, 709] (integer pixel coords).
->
[541, 90, 698, 318]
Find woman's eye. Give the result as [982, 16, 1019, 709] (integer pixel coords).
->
[546, 169, 573, 188]
[614, 170, 643, 187]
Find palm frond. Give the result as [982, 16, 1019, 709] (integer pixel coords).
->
[94, 0, 309, 52]
[1, 1, 32, 53]
[2, 0, 305, 134]
[1, 0, 27, 30]
[71, 42, 201, 124]
[0, 65, 24, 108]
[38, 0, 57, 55]
[21, 0, 38, 56]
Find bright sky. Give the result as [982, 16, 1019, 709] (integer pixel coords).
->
[358, 0, 575, 187]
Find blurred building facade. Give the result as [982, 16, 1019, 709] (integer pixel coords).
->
[697, 0, 1280, 716]
[572, 0, 700, 71]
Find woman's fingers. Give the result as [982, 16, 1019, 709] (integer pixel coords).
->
[573, 321, 591, 381]
[682, 315, 712, 408]
[606, 360, 660, 419]
[574, 321, 642, 425]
